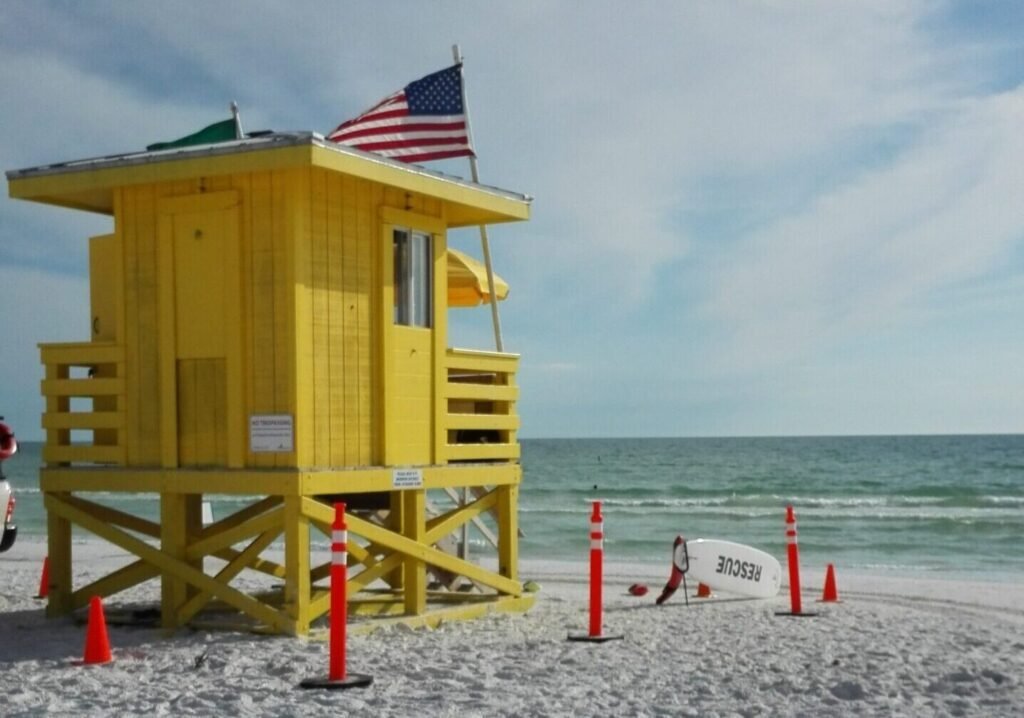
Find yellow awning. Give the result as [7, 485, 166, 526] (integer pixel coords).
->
[447, 248, 509, 307]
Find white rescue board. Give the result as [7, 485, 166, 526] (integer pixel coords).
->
[675, 538, 782, 599]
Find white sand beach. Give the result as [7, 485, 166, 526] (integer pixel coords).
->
[2, 538, 1023, 717]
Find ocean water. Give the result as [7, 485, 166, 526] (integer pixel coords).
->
[3, 435, 1022, 579]
[519, 435, 1024, 579]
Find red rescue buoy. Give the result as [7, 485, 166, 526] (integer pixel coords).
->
[628, 583, 648, 597]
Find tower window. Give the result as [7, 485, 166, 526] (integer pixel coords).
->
[393, 228, 432, 328]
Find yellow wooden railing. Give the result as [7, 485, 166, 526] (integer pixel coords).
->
[38, 342, 516, 467]
[441, 348, 520, 463]
[39, 342, 126, 466]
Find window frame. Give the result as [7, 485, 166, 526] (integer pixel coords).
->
[393, 226, 433, 328]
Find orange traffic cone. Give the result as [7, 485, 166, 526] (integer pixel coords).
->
[819, 563, 840, 603]
[695, 582, 712, 598]
[35, 556, 50, 599]
[82, 596, 112, 665]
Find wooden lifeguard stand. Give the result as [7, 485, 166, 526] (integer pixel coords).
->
[7, 131, 531, 634]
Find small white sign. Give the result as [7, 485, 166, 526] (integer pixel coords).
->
[249, 414, 294, 453]
[392, 468, 424, 489]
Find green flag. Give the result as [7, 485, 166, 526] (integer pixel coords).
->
[147, 118, 239, 151]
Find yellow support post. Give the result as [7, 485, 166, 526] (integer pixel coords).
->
[160, 492, 189, 630]
[386, 490, 405, 590]
[45, 492, 72, 617]
[284, 495, 311, 634]
[497, 483, 519, 582]
[402, 488, 426, 615]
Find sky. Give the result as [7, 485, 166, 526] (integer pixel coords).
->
[2, 1, 1023, 440]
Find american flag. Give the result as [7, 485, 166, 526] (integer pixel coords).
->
[327, 64, 474, 164]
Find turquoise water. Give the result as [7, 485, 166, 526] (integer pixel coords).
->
[519, 435, 1024, 578]
[4, 435, 1023, 578]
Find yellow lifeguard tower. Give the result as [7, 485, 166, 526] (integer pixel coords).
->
[7, 130, 531, 634]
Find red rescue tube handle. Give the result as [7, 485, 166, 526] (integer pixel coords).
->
[656, 535, 688, 605]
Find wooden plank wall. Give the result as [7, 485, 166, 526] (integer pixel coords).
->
[116, 169, 444, 470]
[119, 184, 162, 465]
[305, 169, 382, 467]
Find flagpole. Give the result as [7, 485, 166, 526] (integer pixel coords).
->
[230, 101, 244, 139]
[452, 44, 504, 353]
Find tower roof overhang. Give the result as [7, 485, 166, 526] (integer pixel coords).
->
[6, 132, 531, 227]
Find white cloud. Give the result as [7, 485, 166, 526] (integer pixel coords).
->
[702, 85, 1024, 371]
[481, 1, 964, 313]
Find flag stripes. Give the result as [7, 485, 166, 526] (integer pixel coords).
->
[327, 64, 473, 164]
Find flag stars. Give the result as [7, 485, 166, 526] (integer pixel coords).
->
[407, 66, 463, 115]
